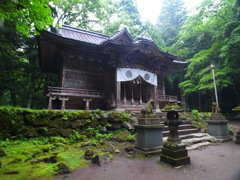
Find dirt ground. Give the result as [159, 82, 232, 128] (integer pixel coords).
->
[54, 121, 240, 180]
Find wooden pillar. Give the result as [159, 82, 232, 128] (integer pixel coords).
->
[154, 85, 160, 111]
[48, 96, 56, 110]
[116, 81, 121, 107]
[131, 83, 134, 104]
[139, 84, 142, 104]
[162, 75, 166, 97]
[124, 82, 126, 104]
[83, 98, 92, 110]
[59, 96, 69, 110]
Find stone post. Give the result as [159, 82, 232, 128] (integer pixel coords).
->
[59, 96, 69, 110]
[48, 96, 56, 110]
[83, 98, 92, 110]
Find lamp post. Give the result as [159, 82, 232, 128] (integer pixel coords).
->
[210, 61, 219, 110]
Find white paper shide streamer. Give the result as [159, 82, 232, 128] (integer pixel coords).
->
[117, 68, 157, 86]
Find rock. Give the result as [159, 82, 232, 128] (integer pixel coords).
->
[48, 155, 58, 163]
[91, 155, 111, 166]
[62, 121, 71, 128]
[57, 163, 71, 174]
[10, 158, 22, 163]
[71, 120, 82, 129]
[125, 147, 134, 152]
[4, 171, 20, 174]
[25, 117, 49, 127]
[113, 131, 132, 142]
[31, 158, 44, 164]
[59, 129, 73, 137]
[123, 122, 135, 130]
[108, 123, 123, 130]
[0, 149, 6, 157]
[115, 149, 120, 153]
[81, 142, 90, 147]
[84, 150, 95, 160]
[22, 127, 39, 138]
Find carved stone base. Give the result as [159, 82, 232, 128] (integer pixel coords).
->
[134, 124, 164, 154]
[236, 135, 240, 145]
[207, 120, 229, 139]
[135, 145, 162, 155]
[160, 142, 190, 167]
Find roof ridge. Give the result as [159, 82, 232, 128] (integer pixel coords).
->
[61, 25, 110, 39]
[110, 27, 134, 42]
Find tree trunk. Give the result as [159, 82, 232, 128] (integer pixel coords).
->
[198, 92, 202, 112]
[10, 90, 17, 106]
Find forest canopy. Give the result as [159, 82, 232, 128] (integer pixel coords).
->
[0, 0, 239, 113]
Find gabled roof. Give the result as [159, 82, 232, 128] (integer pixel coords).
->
[58, 25, 135, 45]
[110, 27, 134, 43]
[58, 25, 109, 45]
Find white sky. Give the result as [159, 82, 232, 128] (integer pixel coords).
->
[137, 0, 204, 24]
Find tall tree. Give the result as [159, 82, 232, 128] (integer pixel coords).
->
[102, 0, 143, 38]
[50, 0, 106, 30]
[175, 0, 240, 111]
[142, 21, 166, 51]
[157, 0, 188, 47]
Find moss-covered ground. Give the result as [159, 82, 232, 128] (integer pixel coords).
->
[0, 132, 135, 180]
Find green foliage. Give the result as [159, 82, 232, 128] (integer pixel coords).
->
[68, 130, 87, 143]
[0, 0, 53, 36]
[51, 0, 106, 30]
[157, 0, 188, 47]
[174, 0, 240, 110]
[102, 0, 143, 38]
[180, 110, 211, 131]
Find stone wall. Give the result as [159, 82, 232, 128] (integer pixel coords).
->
[0, 107, 130, 140]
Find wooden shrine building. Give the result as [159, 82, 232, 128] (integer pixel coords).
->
[38, 25, 188, 111]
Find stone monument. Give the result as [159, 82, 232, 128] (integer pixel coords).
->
[160, 100, 190, 167]
[206, 102, 231, 140]
[133, 100, 164, 154]
[233, 106, 240, 144]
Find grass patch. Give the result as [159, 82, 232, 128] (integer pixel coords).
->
[0, 137, 91, 180]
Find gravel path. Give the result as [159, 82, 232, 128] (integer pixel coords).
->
[54, 122, 240, 180]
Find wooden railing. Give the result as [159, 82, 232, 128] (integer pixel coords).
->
[47, 86, 104, 98]
[159, 95, 178, 101]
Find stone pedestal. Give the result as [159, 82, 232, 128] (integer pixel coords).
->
[160, 142, 190, 167]
[207, 120, 230, 139]
[236, 134, 240, 144]
[134, 123, 164, 155]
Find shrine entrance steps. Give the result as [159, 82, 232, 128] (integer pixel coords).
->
[128, 111, 217, 150]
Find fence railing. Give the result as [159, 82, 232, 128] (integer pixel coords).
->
[159, 95, 178, 101]
[47, 86, 104, 98]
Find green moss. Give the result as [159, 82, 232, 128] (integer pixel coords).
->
[163, 141, 185, 151]
[113, 131, 133, 142]
[0, 137, 91, 180]
[232, 106, 240, 111]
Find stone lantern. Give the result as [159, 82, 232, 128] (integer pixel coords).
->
[160, 100, 190, 167]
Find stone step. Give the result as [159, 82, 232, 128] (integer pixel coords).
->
[163, 124, 196, 131]
[163, 133, 217, 150]
[186, 141, 212, 150]
[163, 128, 200, 137]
